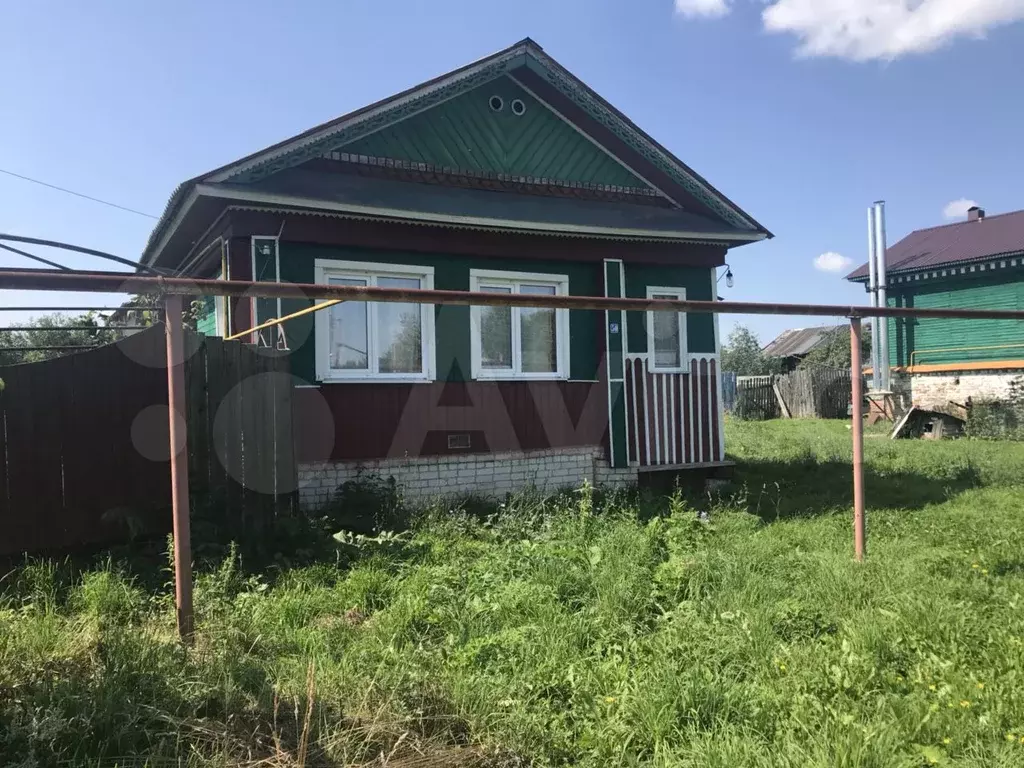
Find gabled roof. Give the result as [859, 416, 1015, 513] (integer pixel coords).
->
[847, 208, 1024, 281]
[142, 38, 770, 268]
[762, 325, 842, 358]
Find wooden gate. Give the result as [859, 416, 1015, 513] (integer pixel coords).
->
[0, 327, 296, 555]
[624, 354, 723, 467]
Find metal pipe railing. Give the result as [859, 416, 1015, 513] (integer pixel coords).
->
[910, 342, 1024, 369]
[0, 268, 1023, 321]
[2, 264, 1021, 637]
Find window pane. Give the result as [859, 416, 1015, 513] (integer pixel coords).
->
[479, 286, 512, 369]
[377, 276, 423, 374]
[520, 284, 557, 373]
[651, 294, 681, 368]
[328, 277, 368, 370]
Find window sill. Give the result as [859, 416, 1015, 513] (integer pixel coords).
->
[317, 375, 433, 384]
[473, 373, 568, 382]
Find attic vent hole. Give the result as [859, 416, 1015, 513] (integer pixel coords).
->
[489, 95, 504, 112]
[511, 98, 527, 116]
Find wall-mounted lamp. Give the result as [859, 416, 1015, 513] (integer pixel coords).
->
[718, 264, 734, 288]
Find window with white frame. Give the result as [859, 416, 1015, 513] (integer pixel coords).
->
[470, 269, 569, 379]
[646, 287, 687, 371]
[314, 260, 435, 381]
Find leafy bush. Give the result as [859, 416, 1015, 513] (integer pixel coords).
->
[966, 377, 1024, 440]
[325, 470, 409, 535]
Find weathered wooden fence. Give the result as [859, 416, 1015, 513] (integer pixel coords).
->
[728, 368, 862, 421]
[775, 368, 857, 419]
[0, 326, 296, 555]
[721, 372, 737, 413]
[734, 375, 780, 420]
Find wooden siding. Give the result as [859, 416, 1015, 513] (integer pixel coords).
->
[294, 380, 608, 462]
[340, 75, 647, 190]
[624, 355, 722, 466]
[195, 295, 217, 335]
[624, 263, 717, 356]
[889, 272, 1024, 367]
[224, 210, 728, 267]
[277, 241, 604, 384]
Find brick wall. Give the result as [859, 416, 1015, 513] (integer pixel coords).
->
[298, 446, 638, 508]
[906, 370, 1023, 409]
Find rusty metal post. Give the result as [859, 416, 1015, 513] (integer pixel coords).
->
[164, 294, 194, 640]
[850, 317, 866, 562]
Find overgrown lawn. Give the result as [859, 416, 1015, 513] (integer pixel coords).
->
[2, 420, 1024, 767]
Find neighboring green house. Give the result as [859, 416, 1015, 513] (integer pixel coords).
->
[141, 38, 770, 504]
[847, 205, 1024, 407]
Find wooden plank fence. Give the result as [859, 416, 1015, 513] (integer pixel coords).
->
[729, 368, 863, 420]
[0, 326, 296, 555]
[734, 375, 780, 420]
[775, 368, 858, 419]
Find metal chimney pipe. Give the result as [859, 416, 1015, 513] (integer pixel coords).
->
[873, 201, 890, 390]
[867, 206, 880, 389]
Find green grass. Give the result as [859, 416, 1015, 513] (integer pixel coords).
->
[3, 419, 1024, 766]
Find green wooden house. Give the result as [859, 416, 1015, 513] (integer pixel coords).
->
[847, 206, 1024, 407]
[142, 39, 770, 504]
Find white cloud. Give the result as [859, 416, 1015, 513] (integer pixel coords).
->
[943, 198, 979, 220]
[814, 251, 853, 273]
[675, 0, 731, 18]
[762, 0, 1024, 61]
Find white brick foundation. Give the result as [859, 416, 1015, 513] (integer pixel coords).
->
[298, 446, 638, 509]
[901, 370, 1024, 409]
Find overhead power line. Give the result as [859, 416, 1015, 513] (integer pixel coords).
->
[0, 168, 158, 219]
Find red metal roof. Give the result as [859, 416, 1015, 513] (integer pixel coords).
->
[847, 208, 1024, 281]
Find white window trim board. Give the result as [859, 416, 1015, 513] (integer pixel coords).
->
[469, 268, 570, 381]
[250, 236, 282, 344]
[313, 258, 436, 383]
[646, 286, 688, 373]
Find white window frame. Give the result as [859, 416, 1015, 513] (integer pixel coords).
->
[314, 259, 435, 383]
[470, 268, 570, 381]
[646, 286, 688, 373]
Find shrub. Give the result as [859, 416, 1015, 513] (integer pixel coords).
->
[966, 376, 1024, 440]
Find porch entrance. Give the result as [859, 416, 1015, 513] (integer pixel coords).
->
[624, 353, 724, 468]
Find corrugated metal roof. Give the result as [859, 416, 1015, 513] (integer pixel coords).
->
[762, 325, 842, 358]
[847, 208, 1024, 280]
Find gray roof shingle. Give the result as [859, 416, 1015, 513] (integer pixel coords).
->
[762, 325, 842, 358]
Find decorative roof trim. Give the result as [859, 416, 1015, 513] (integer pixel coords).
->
[214, 49, 526, 185]
[323, 151, 660, 197]
[515, 55, 757, 231]
[214, 43, 754, 224]
[144, 38, 769, 266]
[195, 183, 766, 242]
[851, 253, 1024, 285]
[197, 193, 765, 245]
[502, 74, 674, 204]
[221, 203, 735, 246]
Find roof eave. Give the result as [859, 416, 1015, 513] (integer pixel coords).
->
[194, 184, 766, 244]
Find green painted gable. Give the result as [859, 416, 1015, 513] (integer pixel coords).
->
[888, 270, 1024, 367]
[337, 76, 650, 190]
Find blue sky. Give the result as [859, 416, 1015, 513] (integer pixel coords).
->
[3, 0, 1024, 344]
